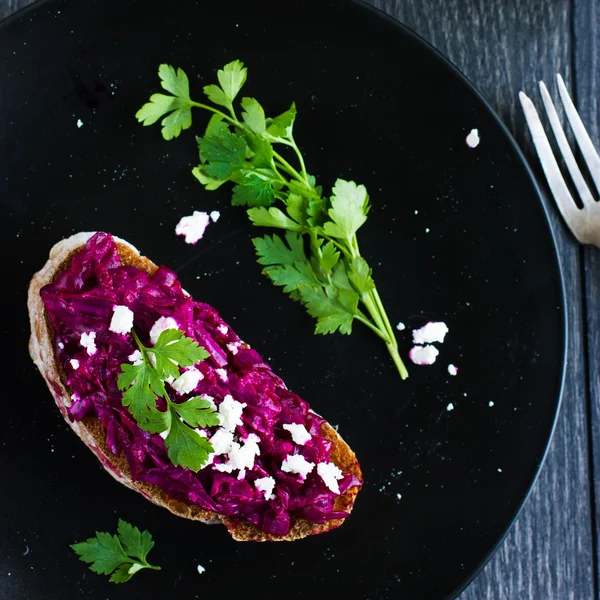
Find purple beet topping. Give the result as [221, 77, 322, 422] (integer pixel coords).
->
[41, 233, 361, 536]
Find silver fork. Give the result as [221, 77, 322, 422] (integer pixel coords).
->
[519, 75, 600, 247]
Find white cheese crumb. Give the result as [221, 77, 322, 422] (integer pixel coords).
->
[217, 324, 228, 335]
[159, 428, 170, 440]
[175, 211, 211, 244]
[171, 367, 203, 395]
[447, 364, 458, 376]
[80, 331, 97, 356]
[489, 401, 495, 407]
[425, 227, 430, 233]
[215, 434, 260, 473]
[197, 565, 206, 575]
[218, 395, 246, 432]
[283, 423, 312, 446]
[317, 462, 344, 494]
[209, 428, 235, 455]
[226, 342, 240, 355]
[109, 305, 134, 335]
[498, 468, 503, 473]
[128, 350, 143, 366]
[209, 210, 220, 222]
[255, 476, 276, 500]
[281, 454, 315, 479]
[412, 322, 449, 345]
[69, 359, 80, 370]
[237, 469, 246, 480]
[76, 119, 83, 128]
[396, 321, 406, 331]
[466, 128, 480, 148]
[149, 316, 179, 345]
[215, 368, 228, 382]
[70, 393, 79, 403]
[201, 394, 217, 412]
[396, 493, 402, 500]
[58, 342, 64, 349]
[447, 403, 454, 411]
[409, 345, 439, 365]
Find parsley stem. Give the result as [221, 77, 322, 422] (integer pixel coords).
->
[272, 150, 306, 183]
[356, 311, 387, 339]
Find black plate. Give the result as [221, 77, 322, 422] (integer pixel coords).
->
[0, 0, 565, 598]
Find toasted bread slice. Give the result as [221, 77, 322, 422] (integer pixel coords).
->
[28, 232, 362, 541]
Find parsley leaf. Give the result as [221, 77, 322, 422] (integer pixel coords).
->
[71, 520, 160, 584]
[137, 61, 409, 380]
[164, 406, 213, 471]
[117, 329, 218, 470]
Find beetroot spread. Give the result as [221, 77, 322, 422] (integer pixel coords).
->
[40, 233, 361, 536]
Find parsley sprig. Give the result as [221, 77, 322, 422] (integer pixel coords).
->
[136, 61, 408, 379]
[71, 520, 160, 583]
[117, 328, 220, 471]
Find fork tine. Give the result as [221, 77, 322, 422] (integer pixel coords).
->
[539, 81, 596, 207]
[519, 91, 582, 233]
[556, 73, 600, 196]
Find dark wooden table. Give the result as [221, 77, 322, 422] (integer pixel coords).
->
[2, 0, 596, 597]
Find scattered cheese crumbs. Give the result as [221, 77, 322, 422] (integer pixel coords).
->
[197, 565, 206, 575]
[317, 462, 344, 494]
[412, 322, 449, 344]
[209, 210, 220, 222]
[76, 119, 83, 128]
[498, 468, 502, 473]
[71, 393, 79, 403]
[175, 211, 211, 244]
[201, 394, 217, 412]
[58, 341, 64, 349]
[128, 350, 143, 365]
[149, 316, 179, 345]
[218, 395, 246, 432]
[425, 227, 430, 233]
[171, 367, 203, 395]
[283, 423, 312, 446]
[215, 368, 228, 382]
[396, 493, 402, 501]
[159, 429, 170, 440]
[217, 324, 228, 335]
[109, 305, 134, 334]
[237, 469, 246, 480]
[209, 428, 235, 455]
[447, 403, 454, 411]
[409, 345, 439, 365]
[489, 401, 495, 407]
[466, 128, 480, 148]
[396, 322, 406, 331]
[281, 454, 315, 479]
[80, 331, 97, 356]
[255, 476, 276, 500]
[69, 359, 80, 370]
[447, 364, 458, 376]
[227, 342, 240, 355]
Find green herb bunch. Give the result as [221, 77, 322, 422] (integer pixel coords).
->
[136, 61, 408, 379]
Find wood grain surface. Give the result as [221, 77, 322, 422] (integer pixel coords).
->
[1, 0, 596, 598]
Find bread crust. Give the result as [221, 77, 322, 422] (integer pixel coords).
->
[28, 232, 362, 541]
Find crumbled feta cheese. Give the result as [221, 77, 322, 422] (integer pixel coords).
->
[209, 428, 235, 455]
[70, 393, 79, 403]
[447, 403, 454, 411]
[58, 341, 64, 349]
[175, 211, 211, 244]
[396, 322, 406, 331]
[109, 305, 134, 335]
[149, 316, 179, 345]
[218, 395, 246, 432]
[396, 493, 402, 500]
[209, 210, 220, 222]
[281, 454, 315, 479]
[214, 434, 260, 473]
[80, 331, 97, 356]
[159, 429, 170, 440]
[489, 401, 495, 407]
[171, 367, 203, 395]
[227, 342, 240, 355]
[317, 462, 344, 494]
[237, 469, 246, 480]
[201, 394, 217, 412]
[255, 476, 276, 500]
[197, 565, 205, 575]
[69, 359, 80, 370]
[466, 128, 480, 148]
[76, 119, 83, 128]
[409, 345, 439, 365]
[447, 364, 458, 376]
[215, 368, 228, 382]
[412, 322, 449, 345]
[128, 350, 143, 366]
[283, 423, 311, 446]
[217, 324, 228, 335]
